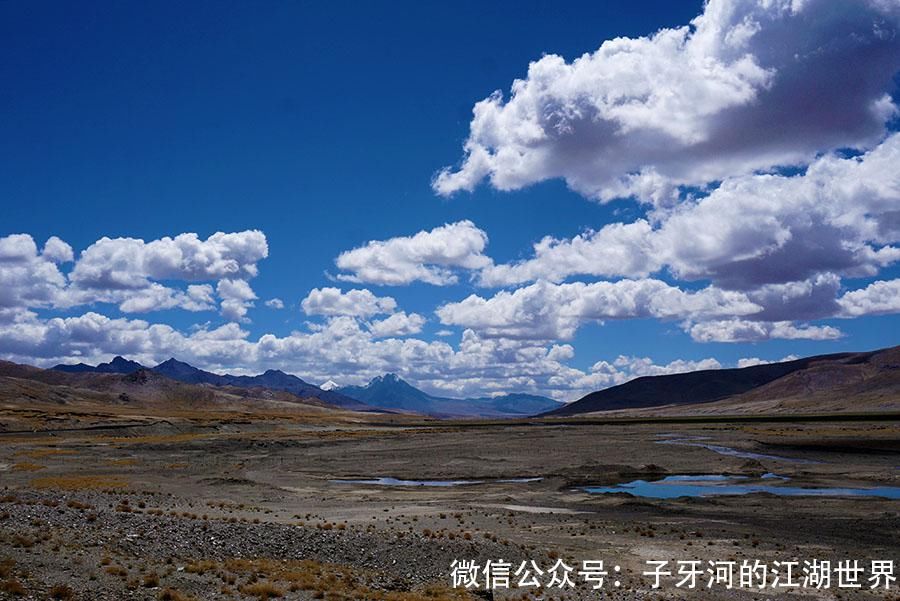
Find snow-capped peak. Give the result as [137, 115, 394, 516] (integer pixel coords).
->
[320, 379, 340, 391]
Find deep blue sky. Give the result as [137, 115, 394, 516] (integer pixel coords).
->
[1, 0, 897, 393]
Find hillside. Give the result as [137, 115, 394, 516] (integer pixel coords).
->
[691, 345, 900, 415]
[544, 346, 900, 417]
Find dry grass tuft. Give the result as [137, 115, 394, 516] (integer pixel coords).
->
[0, 578, 26, 596]
[157, 588, 195, 601]
[49, 583, 76, 600]
[104, 565, 128, 577]
[0, 558, 14, 579]
[184, 560, 217, 575]
[11, 535, 34, 548]
[240, 582, 284, 600]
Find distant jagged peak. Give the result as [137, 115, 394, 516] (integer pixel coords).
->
[368, 372, 407, 387]
[102, 356, 144, 371]
[155, 357, 193, 369]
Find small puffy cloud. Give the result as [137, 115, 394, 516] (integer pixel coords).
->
[117, 283, 216, 314]
[301, 287, 397, 318]
[368, 311, 426, 338]
[737, 357, 766, 368]
[334, 220, 490, 285]
[435, 0, 900, 204]
[737, 354, 799, 368]
[437, 279, 760, 340]
[217, 279, 257, 301]
[0, 234, 40, 261]
[301, 288, 424, 338]
[217, 279, 258, 322]
[265, 298, 285, 309]
[41, 236, 74, 263]
[184, 284, 217, 311]
[687, 319, 842, 343]
[547, 344, 575, 362]
[219, 302, 250, 323]
[0, 234, 69, 309]
[479, 221, 659, 286]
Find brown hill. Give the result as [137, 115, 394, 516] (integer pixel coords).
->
[694, 345, 900, 415]
[545, 346, 900, 417]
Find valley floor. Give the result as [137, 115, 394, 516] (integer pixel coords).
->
[0, 407, 898, 600]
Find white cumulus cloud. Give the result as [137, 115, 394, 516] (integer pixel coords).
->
[265, 297, 285, 309]
[687, 319, 842, 343]
[436, 279, 761, 340]
[0, 230, 268, 319]
[837, 278, 900, 317]
[368, 311, 427, 338]
[478, 134, 900, 291]
[435, 0, 900, 204]
[217, 278, 258, 322]
[0, 308, 745, 401]
[301, 287, 398, 318]
[70, 230, 268, 290]
[334, 220, 490, 285]
[0, 234, 70, 310]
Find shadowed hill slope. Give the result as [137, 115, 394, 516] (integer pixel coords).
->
[544, 347, 899, 416]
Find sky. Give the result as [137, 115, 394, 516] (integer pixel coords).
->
[1, 0, 899, 401]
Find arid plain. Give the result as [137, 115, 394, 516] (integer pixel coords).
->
[1, 399, 898, 600]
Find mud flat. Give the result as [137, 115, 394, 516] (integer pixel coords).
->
[1, 411, 898, 599]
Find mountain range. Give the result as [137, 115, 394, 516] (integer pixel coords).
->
[336, 373, 562, 418]
[53, 357, 371, 411]
[51, 358, 561, 417]
[0, 359, 345, 419]
[37, 344, 900, 418]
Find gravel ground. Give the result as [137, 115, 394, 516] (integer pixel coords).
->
[2, 418, 899, 600]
